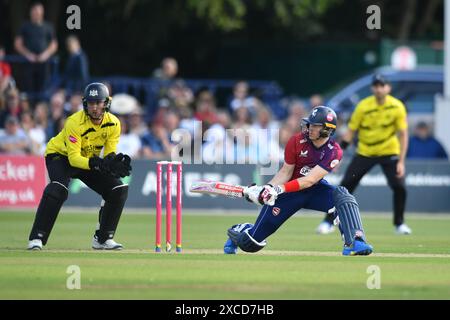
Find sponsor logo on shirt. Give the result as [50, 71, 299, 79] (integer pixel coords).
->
[300, 166, 311, 176]
[330, 159, 340, 168]
[69, 135, 77, 143]
[300, 150, 308, 157]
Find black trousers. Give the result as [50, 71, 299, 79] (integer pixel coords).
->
[324, 154, 407, 226]
[44, 153, 123, 197]
[29, 153, 126, 244]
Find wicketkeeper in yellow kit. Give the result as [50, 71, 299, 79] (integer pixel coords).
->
[28, 83, 132, 250]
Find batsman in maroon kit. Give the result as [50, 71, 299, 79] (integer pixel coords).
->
[224, 106, 374, 256]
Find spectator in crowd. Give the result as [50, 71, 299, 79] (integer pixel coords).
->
[116, 116, 141, 159]
[229, 81, 258, 115]
[19, 92, 31, 114]
[407, 121, 448, 160]
[166, 79, 194, 116]
[232, 106, 253, 131]
[46, 90, 66, 140]
[33, 101, 49, 135]
[194, 90, 218, 127]
[14, 2, 58, 99]
[0, 45, 13, 95]
[128, 108, 148, 137]
[153, 57, 178, 80]
[0, 88, 22, 128]
[309, 94, 324, 109]
[20, 111, 46, 155]
[64, 92, 83, 116]
[61, 35, 89, 93]
[141, 111, 179, 160]
[0, 115, 30, 154]
[249, 106, 281, 164]
[202, 110, 234, 164]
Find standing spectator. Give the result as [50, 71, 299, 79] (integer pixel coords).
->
[153, 57, 178, 80]
[14, 2, 58, 99]
[0, 45, 13, 95]
[61, 35, 89, 93]
[317, 74, 411, 235]
[407, 122, 448, 160]
[0, 115, 30, 154]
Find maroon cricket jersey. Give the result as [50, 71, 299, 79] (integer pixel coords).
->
[284, 132, 343, 180]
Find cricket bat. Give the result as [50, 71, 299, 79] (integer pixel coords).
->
[189, 180, 245, 198]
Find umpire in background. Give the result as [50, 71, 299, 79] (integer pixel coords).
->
[317, 74, 411, 235]
[28, 83, 132, 250]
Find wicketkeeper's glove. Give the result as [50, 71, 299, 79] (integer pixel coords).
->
[111, 153, 132, 178]
[89, 153, 132, 178]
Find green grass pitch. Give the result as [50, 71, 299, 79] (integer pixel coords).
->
[1, 210, 450, 299]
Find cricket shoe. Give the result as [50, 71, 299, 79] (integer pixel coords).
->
[342, 237, 373, 256]
[223, 237, 238, 254]
[395, 224, 412, 235]
[316, 221, 335, 234]
[27, 239, 43, 251]
[92, 235, 123, 250]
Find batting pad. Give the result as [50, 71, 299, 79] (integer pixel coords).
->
[333, 186, 366, 245]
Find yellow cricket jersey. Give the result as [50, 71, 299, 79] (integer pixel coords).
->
[45, 110, 121, 169]
[348, 95, 408, 157]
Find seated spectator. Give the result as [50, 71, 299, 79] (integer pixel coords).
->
[229, 81, 258, 115]
[166, 79, 194, 115]
[0, 88, 22, 128]
[33, 101, 49, 135]
[61, 35, 89, 93]
[153, 57, 178, 80]
[0, 45, 13, 95]
[141, 111, 179, 160]
[19, 92, 31, 114]
[194, 90, 218, 127]
[20, 111, 46, 155]
[232, 106, 253, 131]
[249, 107, 281, 164]
[407, 122, 448, 160]
[64, 91, 83, 116]
[116, 116, 141, 159]
[128, 108, 148, 137]
[46, 90, 66, 140]
[0, 115, 30, 154]
[309, 94, 324, 109]
[202, 110, 234, 164]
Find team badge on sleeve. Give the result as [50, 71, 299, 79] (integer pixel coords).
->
[330, 159, 340, 168]
[69, 135, 78, 143]
[272, 207, 281, 216]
